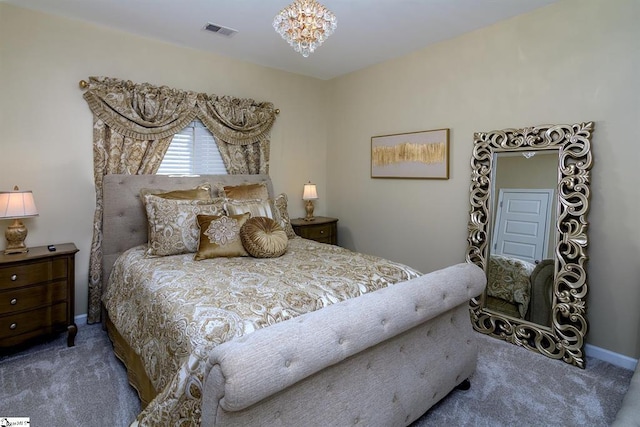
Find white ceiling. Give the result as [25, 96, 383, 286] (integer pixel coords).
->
[5, 0, 560, 80]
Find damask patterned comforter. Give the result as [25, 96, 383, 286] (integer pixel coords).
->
[487, 254, 535, 318]
[103, 237, 421, 426]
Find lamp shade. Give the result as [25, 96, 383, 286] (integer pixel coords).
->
[0, 187, 39, 219]
[302, 183, 318, 200]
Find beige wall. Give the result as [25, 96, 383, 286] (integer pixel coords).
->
[0, 4, 329, 318]
[327, 0, 640, 358]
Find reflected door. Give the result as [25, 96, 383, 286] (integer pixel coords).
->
[492, 188, 553, 264]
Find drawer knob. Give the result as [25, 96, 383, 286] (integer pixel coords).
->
[10, 323, 17, 330]
[10, 298, 17, 305]
[320, 230, 325, 234]
[10, 274, 17, 281]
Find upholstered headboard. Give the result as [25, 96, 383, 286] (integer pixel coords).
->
[101, 174, 274, 296]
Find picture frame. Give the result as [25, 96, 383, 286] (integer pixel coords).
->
[371, 128, 449, 179]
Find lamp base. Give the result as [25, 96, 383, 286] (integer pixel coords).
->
[4, 247, 28, 255]
[5, 218, 29, 254]
[304, 200, 316, 221]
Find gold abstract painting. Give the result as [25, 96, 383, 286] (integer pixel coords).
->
[371, 128, 449, 179]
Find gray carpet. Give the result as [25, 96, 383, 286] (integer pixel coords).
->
[0, 323, 633, 427]
[414, 334, 632, 427]
[0, 323, 140, 426]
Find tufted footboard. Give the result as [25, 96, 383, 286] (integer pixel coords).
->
[202, 262, 486, 426]
[612, 361, 640, 426]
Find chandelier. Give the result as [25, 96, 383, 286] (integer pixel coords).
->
[273, 0, 337, 58]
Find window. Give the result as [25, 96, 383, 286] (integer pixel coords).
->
[157, 119, 227, 175]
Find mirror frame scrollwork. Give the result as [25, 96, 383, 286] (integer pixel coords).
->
[466, 122, 594, 368]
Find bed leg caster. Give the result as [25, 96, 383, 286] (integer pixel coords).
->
[455, 379, 471, 391]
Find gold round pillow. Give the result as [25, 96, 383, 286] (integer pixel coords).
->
[240, 216, 288, 258]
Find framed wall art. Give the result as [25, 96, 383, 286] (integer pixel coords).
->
[371, 128, 449, 179]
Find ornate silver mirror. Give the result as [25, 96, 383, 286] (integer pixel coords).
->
[466, 122, 594, 368]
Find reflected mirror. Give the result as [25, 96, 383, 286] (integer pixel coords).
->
[486, 151, 557, 327]
[466, 122, 594, 368]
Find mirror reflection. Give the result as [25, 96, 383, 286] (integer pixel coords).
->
[466, 122, 594, 368]
[485, 151, 558, 327]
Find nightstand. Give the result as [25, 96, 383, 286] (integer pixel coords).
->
[0, 243, 79, 350]
[291, 216, 338, 245]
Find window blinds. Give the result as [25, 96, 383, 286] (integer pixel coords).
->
[157, 119, 227, 175]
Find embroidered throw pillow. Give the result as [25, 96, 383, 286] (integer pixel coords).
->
[144, 194, 225, 257]
[273, 193, 297, 239]
[240, 217, 288, 258]
[194, 213, 251, 260]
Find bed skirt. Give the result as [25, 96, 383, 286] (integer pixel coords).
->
[106, 315, 157, 408]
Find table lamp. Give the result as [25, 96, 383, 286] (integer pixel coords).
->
[302, 182, 318, 221]
[0, 186, 39, 254]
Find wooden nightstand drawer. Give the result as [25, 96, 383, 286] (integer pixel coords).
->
[291, 217, 339, 245]
[0, 243, 78, 350]
[0, 258, 68, 290]
[302, 224, 334, 240]
[0, 302, 67, 340]
[0, 280, 68, 314]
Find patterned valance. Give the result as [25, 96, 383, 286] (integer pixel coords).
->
[197, 95, 277, 145]
[82, 76, 277, 144]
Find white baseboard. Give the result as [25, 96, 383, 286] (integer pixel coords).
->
[74, 313, 88, 325]
[585, 343, 638, 371]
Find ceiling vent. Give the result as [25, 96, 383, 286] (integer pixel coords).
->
[203, 22, 238, 37]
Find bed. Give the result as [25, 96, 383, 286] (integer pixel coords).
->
[486, 254, 554, 325]
[101, 173, 486, 427]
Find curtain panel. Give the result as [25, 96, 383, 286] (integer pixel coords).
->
[82, 76, 277, 323]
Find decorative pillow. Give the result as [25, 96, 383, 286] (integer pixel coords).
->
[194, 213, 251, 260]
[140, 184, 212, 202]
[225, 198, 276, 219]
[225, 195, 296, 239]
[144, 194, 225, 257]
[240, 217, 288, 258]
[215, 182, 269, 200]
[273, 193, 297, 239]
